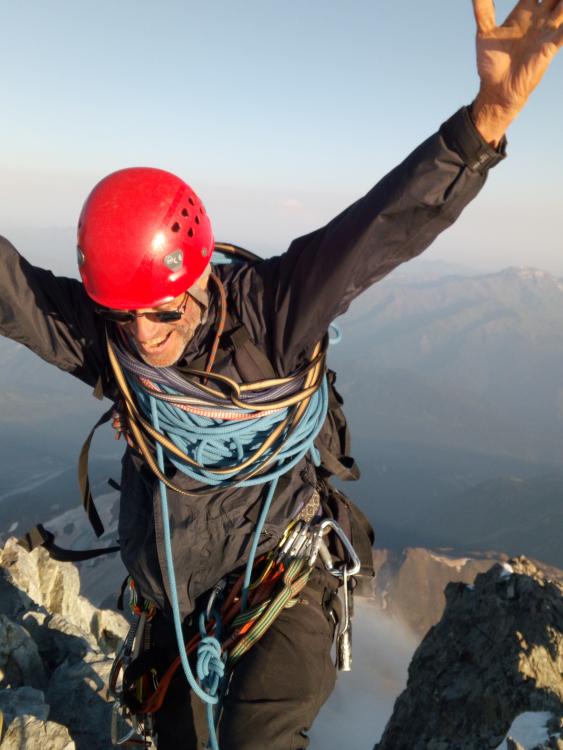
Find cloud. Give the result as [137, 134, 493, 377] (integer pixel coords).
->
[279, 197, 305, 212]
[309, 600, 418, 750]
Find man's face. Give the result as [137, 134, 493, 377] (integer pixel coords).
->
[124, 276, 208, 367]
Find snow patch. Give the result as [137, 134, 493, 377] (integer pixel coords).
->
[494, 711, 553, 750]
[430, 553, 470, 572]
[516, 268, 548, 281]
[499, 562, 514, 579]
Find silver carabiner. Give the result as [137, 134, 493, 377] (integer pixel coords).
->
[276, 521, 304, 563]
[336, 566, 353, 672]
[206, 578, 227, 621]
[108, 615, 140, 701]
[109, 611, 152, 746]
[308, 518, 361, 577]
[111, 702, 139, 746]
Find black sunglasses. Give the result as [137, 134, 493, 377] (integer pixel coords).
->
[95, 293, 189, 325]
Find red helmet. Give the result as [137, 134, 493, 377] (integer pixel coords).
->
[77, 167, 213, 309]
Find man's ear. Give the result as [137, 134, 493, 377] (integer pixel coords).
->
[188, 265, 211, 308]
[197, 264, 211, 290]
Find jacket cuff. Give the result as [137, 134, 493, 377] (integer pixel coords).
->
[439, 106, 507, 174]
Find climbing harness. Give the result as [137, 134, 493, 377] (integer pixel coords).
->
[108, 512, 360, 748]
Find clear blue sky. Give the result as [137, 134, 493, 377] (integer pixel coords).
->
[0, 0, 561, 272]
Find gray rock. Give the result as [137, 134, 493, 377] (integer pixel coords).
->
[0, 539, 128, 749]
[372, 547, 500, 637]
[0, 539, 80, 619]
[0, 539, 128, 654]
[427, 740, 451, 750]
[375, 557, 563, 750]
[22, 612, 91, 668]
[507, 738, 526, 750]
[46, 651, 114, 750]
[0, 686, 49, 725]
[89, 608, 130, 657]
[0, 715, 75, 750]
[0, 615, 46, 690]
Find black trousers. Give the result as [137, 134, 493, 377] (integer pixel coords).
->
[151, 568, 339, 750]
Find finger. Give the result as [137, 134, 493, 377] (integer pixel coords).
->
[503, 0, 537, 27]
[541, 0, 560, 12]
[472, 0, 497, 33]
[551, 0, 563, 24]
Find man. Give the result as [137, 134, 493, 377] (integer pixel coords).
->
[1, 2, 561, 748]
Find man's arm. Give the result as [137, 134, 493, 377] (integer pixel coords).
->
[0, 236, 108, 390]
[234, 0, 561, 371]
[240, 109, 500, 372]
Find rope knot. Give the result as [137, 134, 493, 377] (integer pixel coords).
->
[196, 636, 225, 700]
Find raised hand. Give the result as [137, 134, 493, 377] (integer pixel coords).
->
[471, 0, 562, 145]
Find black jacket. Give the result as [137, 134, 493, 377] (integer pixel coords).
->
[0, 108, 504, 617]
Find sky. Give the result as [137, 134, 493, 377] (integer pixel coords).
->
[0, 0, 561, 273]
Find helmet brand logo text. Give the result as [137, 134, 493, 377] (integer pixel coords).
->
[164, 250, 184, 271]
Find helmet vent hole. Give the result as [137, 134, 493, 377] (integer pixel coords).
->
[187, 228, 194, 238]
[188, 197, 195, 206]
[181, 208, 189, 217]
[171, 222, 181, 232]
[195, 215, 200, 225]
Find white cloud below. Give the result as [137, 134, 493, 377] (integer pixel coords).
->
[309, 600, 418, 750]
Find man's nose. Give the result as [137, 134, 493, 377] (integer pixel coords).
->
[129, 314, 164, 342]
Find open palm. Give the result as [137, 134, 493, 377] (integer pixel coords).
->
[473, 0, 562, 112]
[471, 0, 562, 143]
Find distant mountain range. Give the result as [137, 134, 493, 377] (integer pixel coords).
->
[420, 474, 563, 568]
[332, 266, 563, 461]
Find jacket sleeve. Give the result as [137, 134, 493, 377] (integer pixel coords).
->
[234, 107, 506, 373]
[0, 236, 109, 391]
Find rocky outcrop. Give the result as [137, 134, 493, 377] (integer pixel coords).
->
[0, 538, 129, 750]
[372, 547, 501, 637]
[0, 694, 75, 750]
[375, 557, 563, 750]
[0, 538, 126, 654]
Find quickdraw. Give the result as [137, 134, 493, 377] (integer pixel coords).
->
[108, 582, 158, 747]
